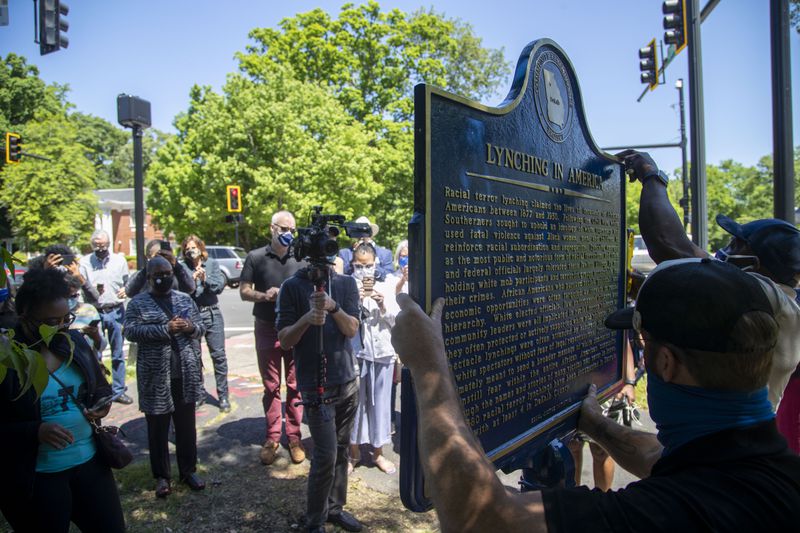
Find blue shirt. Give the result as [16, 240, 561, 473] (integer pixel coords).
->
[36, 363, 96, 473]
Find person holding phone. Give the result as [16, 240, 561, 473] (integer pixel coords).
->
[348, 242, 399, 476]
[65, 274, 108, 364]
[180, 235, 230, 412]
[123, 256, 206, 498]
[0, 269, 125, 532]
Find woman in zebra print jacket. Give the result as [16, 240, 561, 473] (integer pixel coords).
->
[123, 256, 206, 498]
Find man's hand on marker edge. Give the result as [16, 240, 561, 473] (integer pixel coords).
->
[577, 384, 605, 436]
[616, 149, 659, 183]
[391, 294, 446, 371]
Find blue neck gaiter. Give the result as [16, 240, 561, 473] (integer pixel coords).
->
[647, 373, 774, 456]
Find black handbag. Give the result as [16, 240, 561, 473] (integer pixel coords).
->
[47, 369, 133, 469]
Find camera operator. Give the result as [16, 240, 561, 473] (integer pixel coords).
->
[276, 224, 362, 533]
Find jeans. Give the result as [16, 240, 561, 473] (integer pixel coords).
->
[100, 305, 126, 395]
[255, 318, 303, 442]
[305, 379, 358, 528]
[200, 306, 228, 399]
[145, 379, 197, 480]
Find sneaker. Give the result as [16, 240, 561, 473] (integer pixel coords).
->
[260, 440, 280, 465]
[288, 440, 306, 464]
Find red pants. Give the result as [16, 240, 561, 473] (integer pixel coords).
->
[255, 318, 303, 443]
[777, 376, 800, 454]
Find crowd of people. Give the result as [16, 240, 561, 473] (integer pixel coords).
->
[0, 148, 799, 532]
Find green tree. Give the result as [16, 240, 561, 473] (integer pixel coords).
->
[0, 115, 97, 249]
[69, 112, 128, 186]
[100, 128, 171, 189]
[235, 1, 509, 246]
[147, 70, 382, 249]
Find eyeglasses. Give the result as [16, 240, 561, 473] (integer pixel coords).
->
[35, 312, 76, 328]
[272, 224, 296, 234]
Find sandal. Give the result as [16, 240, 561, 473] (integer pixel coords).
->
[155, 478, 171, 498]
[374, 455, 396, 475]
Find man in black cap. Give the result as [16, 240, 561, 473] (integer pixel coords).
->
[390, 259, 800, 532]
[618, 150, 800, 450]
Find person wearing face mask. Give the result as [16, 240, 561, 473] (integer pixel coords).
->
[390, 259, 800, 532]
[240, 210, 308, 465]
[180, 235, 230, 412]
[393, 239, 409, 296]
[0, 268, 125, 532]
[338, 217, 395, 279]
[348, 243, 399, 476]
[124, 240, 196, 298]
[64, 274, 107, 363]
[620, 150, 800, 447]
[79, 230, 133, 405]
[123, 256, 206, 498]
[276, 229, 362, 533]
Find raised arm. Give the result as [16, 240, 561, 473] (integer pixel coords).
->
[617, 150, 706, 263]
[391, 295, 548, 533]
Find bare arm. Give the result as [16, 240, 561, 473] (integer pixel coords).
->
[278, 311, 314, 350]
[617, 150, 706, 263]
[239, 281, 278, 303]
[391, 295, 548, 533]
[578, 385, 662, 479]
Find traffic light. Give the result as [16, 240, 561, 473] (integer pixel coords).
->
[662, 0, 687, 55]
[5, 132, 22, 164]
[226, 185, 242, 213]
[39, 0, 69, 56]
[639, 39, 659, 91]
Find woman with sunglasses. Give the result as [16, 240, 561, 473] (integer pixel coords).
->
[0, 268, 125, 532]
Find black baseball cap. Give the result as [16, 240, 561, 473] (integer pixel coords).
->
[605, 258, 774, 352]
[716, 214, 800, 286]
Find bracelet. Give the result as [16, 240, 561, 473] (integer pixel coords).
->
[642, 170, 669, 187]
[330, 302, 341, 314]
[624, 379, 637, 386]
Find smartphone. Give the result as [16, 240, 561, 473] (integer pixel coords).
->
[60, 254, 76, 266]
[89, 391, 124, 411]
[160, 240, 172, 251]
[362, 276, 375, 297]
[88, 319, 101, 328]
[96, 283, 104, 295]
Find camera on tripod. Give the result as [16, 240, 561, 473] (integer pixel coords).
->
[292, 206, 372, 267]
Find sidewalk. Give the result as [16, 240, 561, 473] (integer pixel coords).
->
[106, 333, 653, 498]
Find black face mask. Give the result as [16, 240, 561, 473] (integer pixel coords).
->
[95, 248, 109, 259]
[151, 275, 173, 294]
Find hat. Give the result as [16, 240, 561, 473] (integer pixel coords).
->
[716, 214, 800, 286]
[355, 216, 379, 238]
[604, 258, 773, 352]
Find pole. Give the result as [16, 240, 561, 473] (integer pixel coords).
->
[677, 80, 690, 230]
[770, 0, 794, 222]
[234, 219, 240, 248]
[133, 126, 146, 270]
[687, 0, 707, 250]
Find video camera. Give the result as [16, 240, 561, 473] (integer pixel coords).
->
[292, 206, 372, 269]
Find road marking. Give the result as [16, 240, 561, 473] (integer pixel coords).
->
[225, 327, 255, 332]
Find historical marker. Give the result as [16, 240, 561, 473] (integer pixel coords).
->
[401, 39, 627, 511]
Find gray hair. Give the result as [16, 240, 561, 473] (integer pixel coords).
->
[90, 229, 110, 242]
[271, 211, 295, 225]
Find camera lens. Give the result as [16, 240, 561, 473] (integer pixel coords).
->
[323, 240, 339, 256]
[328, 226, 340, 238]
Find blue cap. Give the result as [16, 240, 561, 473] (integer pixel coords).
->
[716, 214, 800, 286]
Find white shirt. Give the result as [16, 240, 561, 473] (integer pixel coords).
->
[79, 252, 130, 308]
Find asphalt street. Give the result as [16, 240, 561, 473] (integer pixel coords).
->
[217, 284, 255, 336]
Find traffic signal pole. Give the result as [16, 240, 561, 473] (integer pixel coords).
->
[687, 0, 707, 250]
[133, 126, 146, 270]
[770, 0, 794, 222]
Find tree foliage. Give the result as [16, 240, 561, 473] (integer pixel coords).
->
[147, 70, 382, 249]
[230, 1, 510, 246]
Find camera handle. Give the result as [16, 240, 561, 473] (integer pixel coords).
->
[297, 277, 333, 409]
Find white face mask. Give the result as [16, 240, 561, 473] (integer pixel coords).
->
[353, 265, 375, 281]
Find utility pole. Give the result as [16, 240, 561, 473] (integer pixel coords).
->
[676, 79, 689, 230]
[687, 0, 707, 249]
[770, 0, 794, 222]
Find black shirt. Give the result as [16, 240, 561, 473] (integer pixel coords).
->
[542, 421, 800, 532]
[275, 268, 359, 392]
[240, 245, 306, 323]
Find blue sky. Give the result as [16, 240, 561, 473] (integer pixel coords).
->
[2, 0, 798, 177]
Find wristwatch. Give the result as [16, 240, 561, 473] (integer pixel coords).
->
[624, 378, 637, 386]
[642, 169, 669, 187]
[330, 302, 341, 314]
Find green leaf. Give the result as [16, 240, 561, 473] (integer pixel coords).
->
[0, 363, 6, 384]
[59, 331, 75, 368]
[30, 351, 49, 398]
[38, 324, 60, 347]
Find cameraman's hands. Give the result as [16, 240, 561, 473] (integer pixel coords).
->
[616, 150, 659, 183]
[307, 291, 332, 326]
